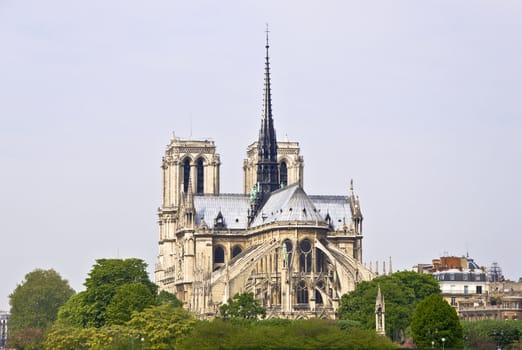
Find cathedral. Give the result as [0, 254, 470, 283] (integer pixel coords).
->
[154, 34, 374, 319]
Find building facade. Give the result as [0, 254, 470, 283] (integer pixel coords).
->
[0, 312, 8, 349]
[414, 255, 522, 320]
[155, 36, 374, 319]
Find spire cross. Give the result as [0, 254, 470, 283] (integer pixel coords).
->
[265, 23, 270, 48]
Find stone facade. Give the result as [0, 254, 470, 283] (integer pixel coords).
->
[154, 37, 374, 319]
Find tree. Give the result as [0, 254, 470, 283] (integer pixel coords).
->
[339, 271, 440, 341]
[57, 258, 157, 327]
[176, 318, 396, 350]
[8, 327, 45, 350]
[462, 320, 522, 349]
[157, 290, 183, 308]
[126, 303, 195, 350]
[411, 294, 463, 348]
[44, 324, 134, 350]
[219, 292, 266, 320]
[105, 283, 156, 325]
[55, 292, 89, 327]
[8, 269, 74, 349]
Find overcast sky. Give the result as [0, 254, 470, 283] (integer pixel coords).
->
[1, 1, 521, 311]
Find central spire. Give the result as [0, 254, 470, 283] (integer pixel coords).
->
[256, 25, 279, 197]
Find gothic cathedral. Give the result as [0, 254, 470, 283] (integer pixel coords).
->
[155, 35, 374, 319]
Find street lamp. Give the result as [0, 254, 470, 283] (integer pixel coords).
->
[441, 337, 446, 350]
[427, 328, 438, 349]
[492, 330, 503, 350]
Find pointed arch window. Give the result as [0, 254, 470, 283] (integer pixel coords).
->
[299, 239, 312, 272]
[214, 246, 225, 264]
[316, 248, 327, 273]
[196, 158, 204, 194]
[297, 280, 308, 304]
[183, 158, 191, 193]
[279, 161, 288, 187]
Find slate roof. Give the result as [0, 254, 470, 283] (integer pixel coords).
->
[192, 185, 352, 231]
[309, 195, 351, 230]
[250, 184, 325, 227]
[194, 194, 250, 230]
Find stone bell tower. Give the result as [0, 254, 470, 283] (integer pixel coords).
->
[155, 134, 220, 290]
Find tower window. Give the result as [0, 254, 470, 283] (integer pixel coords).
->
[279, 161, 288, 187]
[183, 158, 190, 193]
[196, 158, 204, 193]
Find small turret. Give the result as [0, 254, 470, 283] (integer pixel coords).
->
[375, 285, 385, 336]
[349, 179, 363, 234]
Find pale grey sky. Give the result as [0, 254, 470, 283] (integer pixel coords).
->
[1, 1, 521, 310]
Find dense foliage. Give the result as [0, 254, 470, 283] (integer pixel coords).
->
[8, 269, 74, 350]
[338, 271, 440, 341]
[176, 318, 396, 350]
[45, 304, 194, 350]
[411, 293, 463, 348]
[57, 258, 158, 327]
[462, 320, 522, 349]
[219, 292, 266, 319]
[45, 311, 396, 350]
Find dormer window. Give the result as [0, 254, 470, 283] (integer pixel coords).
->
[214, 211, 225, 229]
[325, 213, 332, 227]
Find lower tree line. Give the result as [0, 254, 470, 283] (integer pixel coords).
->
[8, 258, 522, 349]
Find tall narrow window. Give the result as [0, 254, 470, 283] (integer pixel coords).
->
[231, 245, 242, 258]
[316, 249, 326, 272]
[214, 246, 225, 264]
[297, 280, 308, 304]
[196, 158, 204, 193]
[315, 289, 323, 304]
[279, 161, 288, 187]
[299, 239, 312, 272]
[183, 159, 191, 193]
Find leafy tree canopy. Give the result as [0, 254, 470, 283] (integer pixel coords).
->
[462, 319, 522, 349]
[338, 271, 440, 341]
[127, 303, 195, 350]
[411, 293, 463, 348]
[8, 269, 71, 350]
[57, 258, 157, 328]
[105, 282, 156, 325]
[219, 292, 266, 320]
[176, 318, 396, 350]
[9, 268, 75, 332]
[8, 327, 45, 350]
[8, 268, 74, 350]
[46, 304, 194, 350]
[157, 290, 183, 308]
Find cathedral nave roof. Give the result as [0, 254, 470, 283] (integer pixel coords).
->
[194, 194, 249, 230]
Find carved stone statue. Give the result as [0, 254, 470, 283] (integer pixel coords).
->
[282, 242, 288, 268]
